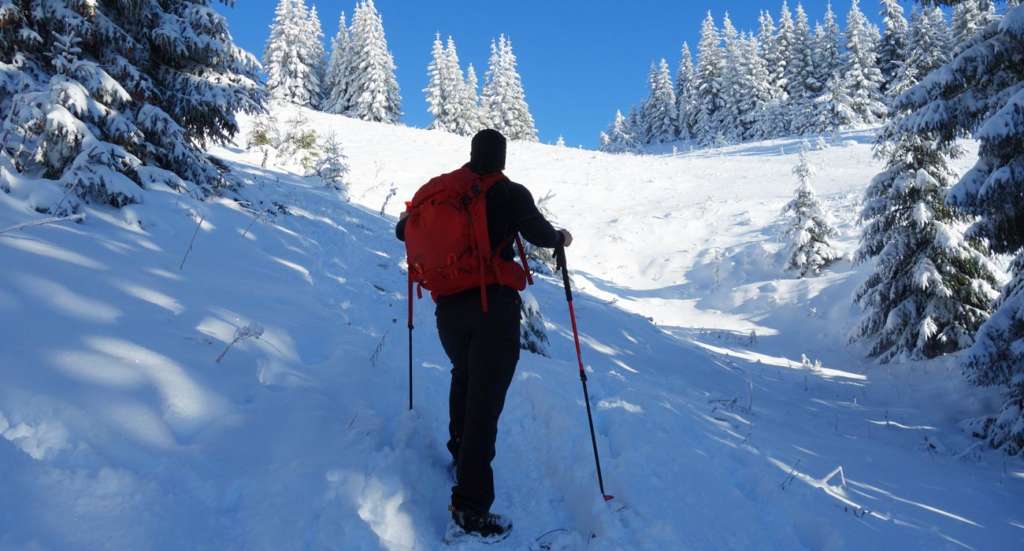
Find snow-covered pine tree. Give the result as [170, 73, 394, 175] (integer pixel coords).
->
[735, 33, 772, 142]
[771, 1, 797, 135]
[896, 0, 1023, 453]
[892, 6, 952, 98]
[520, 291, 550, 357]
[0, 0, 263, 211]
[785, 3, 818, 134]
[482, 35, 538, 141]
[853, 122, 1000, 364]
[458, 64, 489, 135]
[314, 133, 349, 199]
[756, 10, 789, 139]
[808, 70, 857, 135]
[444, 37, 477, 136]
[324, 12, 351, 114]
[343, 0, 401, 123]
[643, 59, 678, 144]
[675, 42, 697, 140]
[951, 0, 994, 55]
[555, 136, 566, 147]
[305, 5, 326, 109]
[694, 11, 726, 146]
[713, 13, 744, 144]
[425, 34, 453, 131]
[599, 110, 640, 154]
[878, 0, 910, 98]
[265, 0, 319, 107]
[842, 0, 888, 125]
[815, 2, 844, 98]
[782, 144, 840, 277]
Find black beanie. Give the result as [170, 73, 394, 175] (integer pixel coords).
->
[469, 129, 507, 174]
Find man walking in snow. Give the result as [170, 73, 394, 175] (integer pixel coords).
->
[396, 129, 571, 540]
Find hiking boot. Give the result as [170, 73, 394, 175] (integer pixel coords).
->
[445, 506, 512, 543]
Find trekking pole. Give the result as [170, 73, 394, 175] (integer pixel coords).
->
[555, 246, 613, 502]
[407, 274, 414, 411]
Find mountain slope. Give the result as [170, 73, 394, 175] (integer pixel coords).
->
[0, 107, 1019, 550]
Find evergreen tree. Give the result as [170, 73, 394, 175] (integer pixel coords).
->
[815, 2, 844, 96]
[324, 12, 351, 114]
[786, 2, 818, 134]
[458, 64, 488, 135]
[735, 33, 772, 141]
[444, 37, 472, 135]
[756, 10, 789, 139]
[714, 13, 744, 144]
[853, 122, 1000, 364]
[893, 6, 952, 97]
[675, 42, 697, 140]
[878, 0, 910, 97]
[694, 12, 726, 145]
[808, 70, 857, 134]
[842, 0, 888, 125]
[643, 59, 678, 144]
[482, 35, 538, 141]
[897, 1, 1023, 453]
[0, 0, 264, 211]
[520, 291, 550, 357]
[782, 144, 840, 277]
[314, 133, 349, 198]
[772, 1, 797, 134]
[951, 0, 994, 54]
[265, 0, 319, 106]
[343, 0, 401, 123]
[425, 33, 454, 131]
[305, 5, 326, 108]
[599, 110, 640, 154]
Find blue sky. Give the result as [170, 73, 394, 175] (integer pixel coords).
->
[218, 0, 895, 147]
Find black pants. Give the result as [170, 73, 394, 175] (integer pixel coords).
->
[436, 285, 521, 514]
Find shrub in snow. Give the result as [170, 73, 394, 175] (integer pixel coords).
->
[853, 122, 1000, 364]
[278, 114, 320, 174]
[248, 112, 282, 168]
[781, 145, 839, 278]
[520, 291, 549, 357]
[314, 134, 350, 199]
[216, 323, 265, 364]
[523, 191, 559, 275]
[895, 2, 1024, 453]
[0, 0, 263, 212]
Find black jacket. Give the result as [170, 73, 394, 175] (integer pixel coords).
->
[395, 172, 564, 260]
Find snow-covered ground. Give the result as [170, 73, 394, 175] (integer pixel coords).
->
[1, 107, 1020, 550]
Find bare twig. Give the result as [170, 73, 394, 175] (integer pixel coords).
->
[216, 323, 264, 363]
[179, 213, 205, 271]
[0, 213, 85, 236]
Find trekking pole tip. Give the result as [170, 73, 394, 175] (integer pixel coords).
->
[603, 495, 614, 502]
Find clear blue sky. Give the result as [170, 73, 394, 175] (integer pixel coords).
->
[217, 0, 895, 148]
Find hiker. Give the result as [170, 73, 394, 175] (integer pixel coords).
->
[396, 129, 572, 540]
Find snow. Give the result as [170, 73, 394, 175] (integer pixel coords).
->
[0, 105, 1020, 549]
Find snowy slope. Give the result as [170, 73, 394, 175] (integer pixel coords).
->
[1, 106, 1020, 550]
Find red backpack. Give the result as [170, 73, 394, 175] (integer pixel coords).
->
[404, 166, 533, 313]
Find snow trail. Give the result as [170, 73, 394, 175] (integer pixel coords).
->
[0, 108, 1020, 550]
